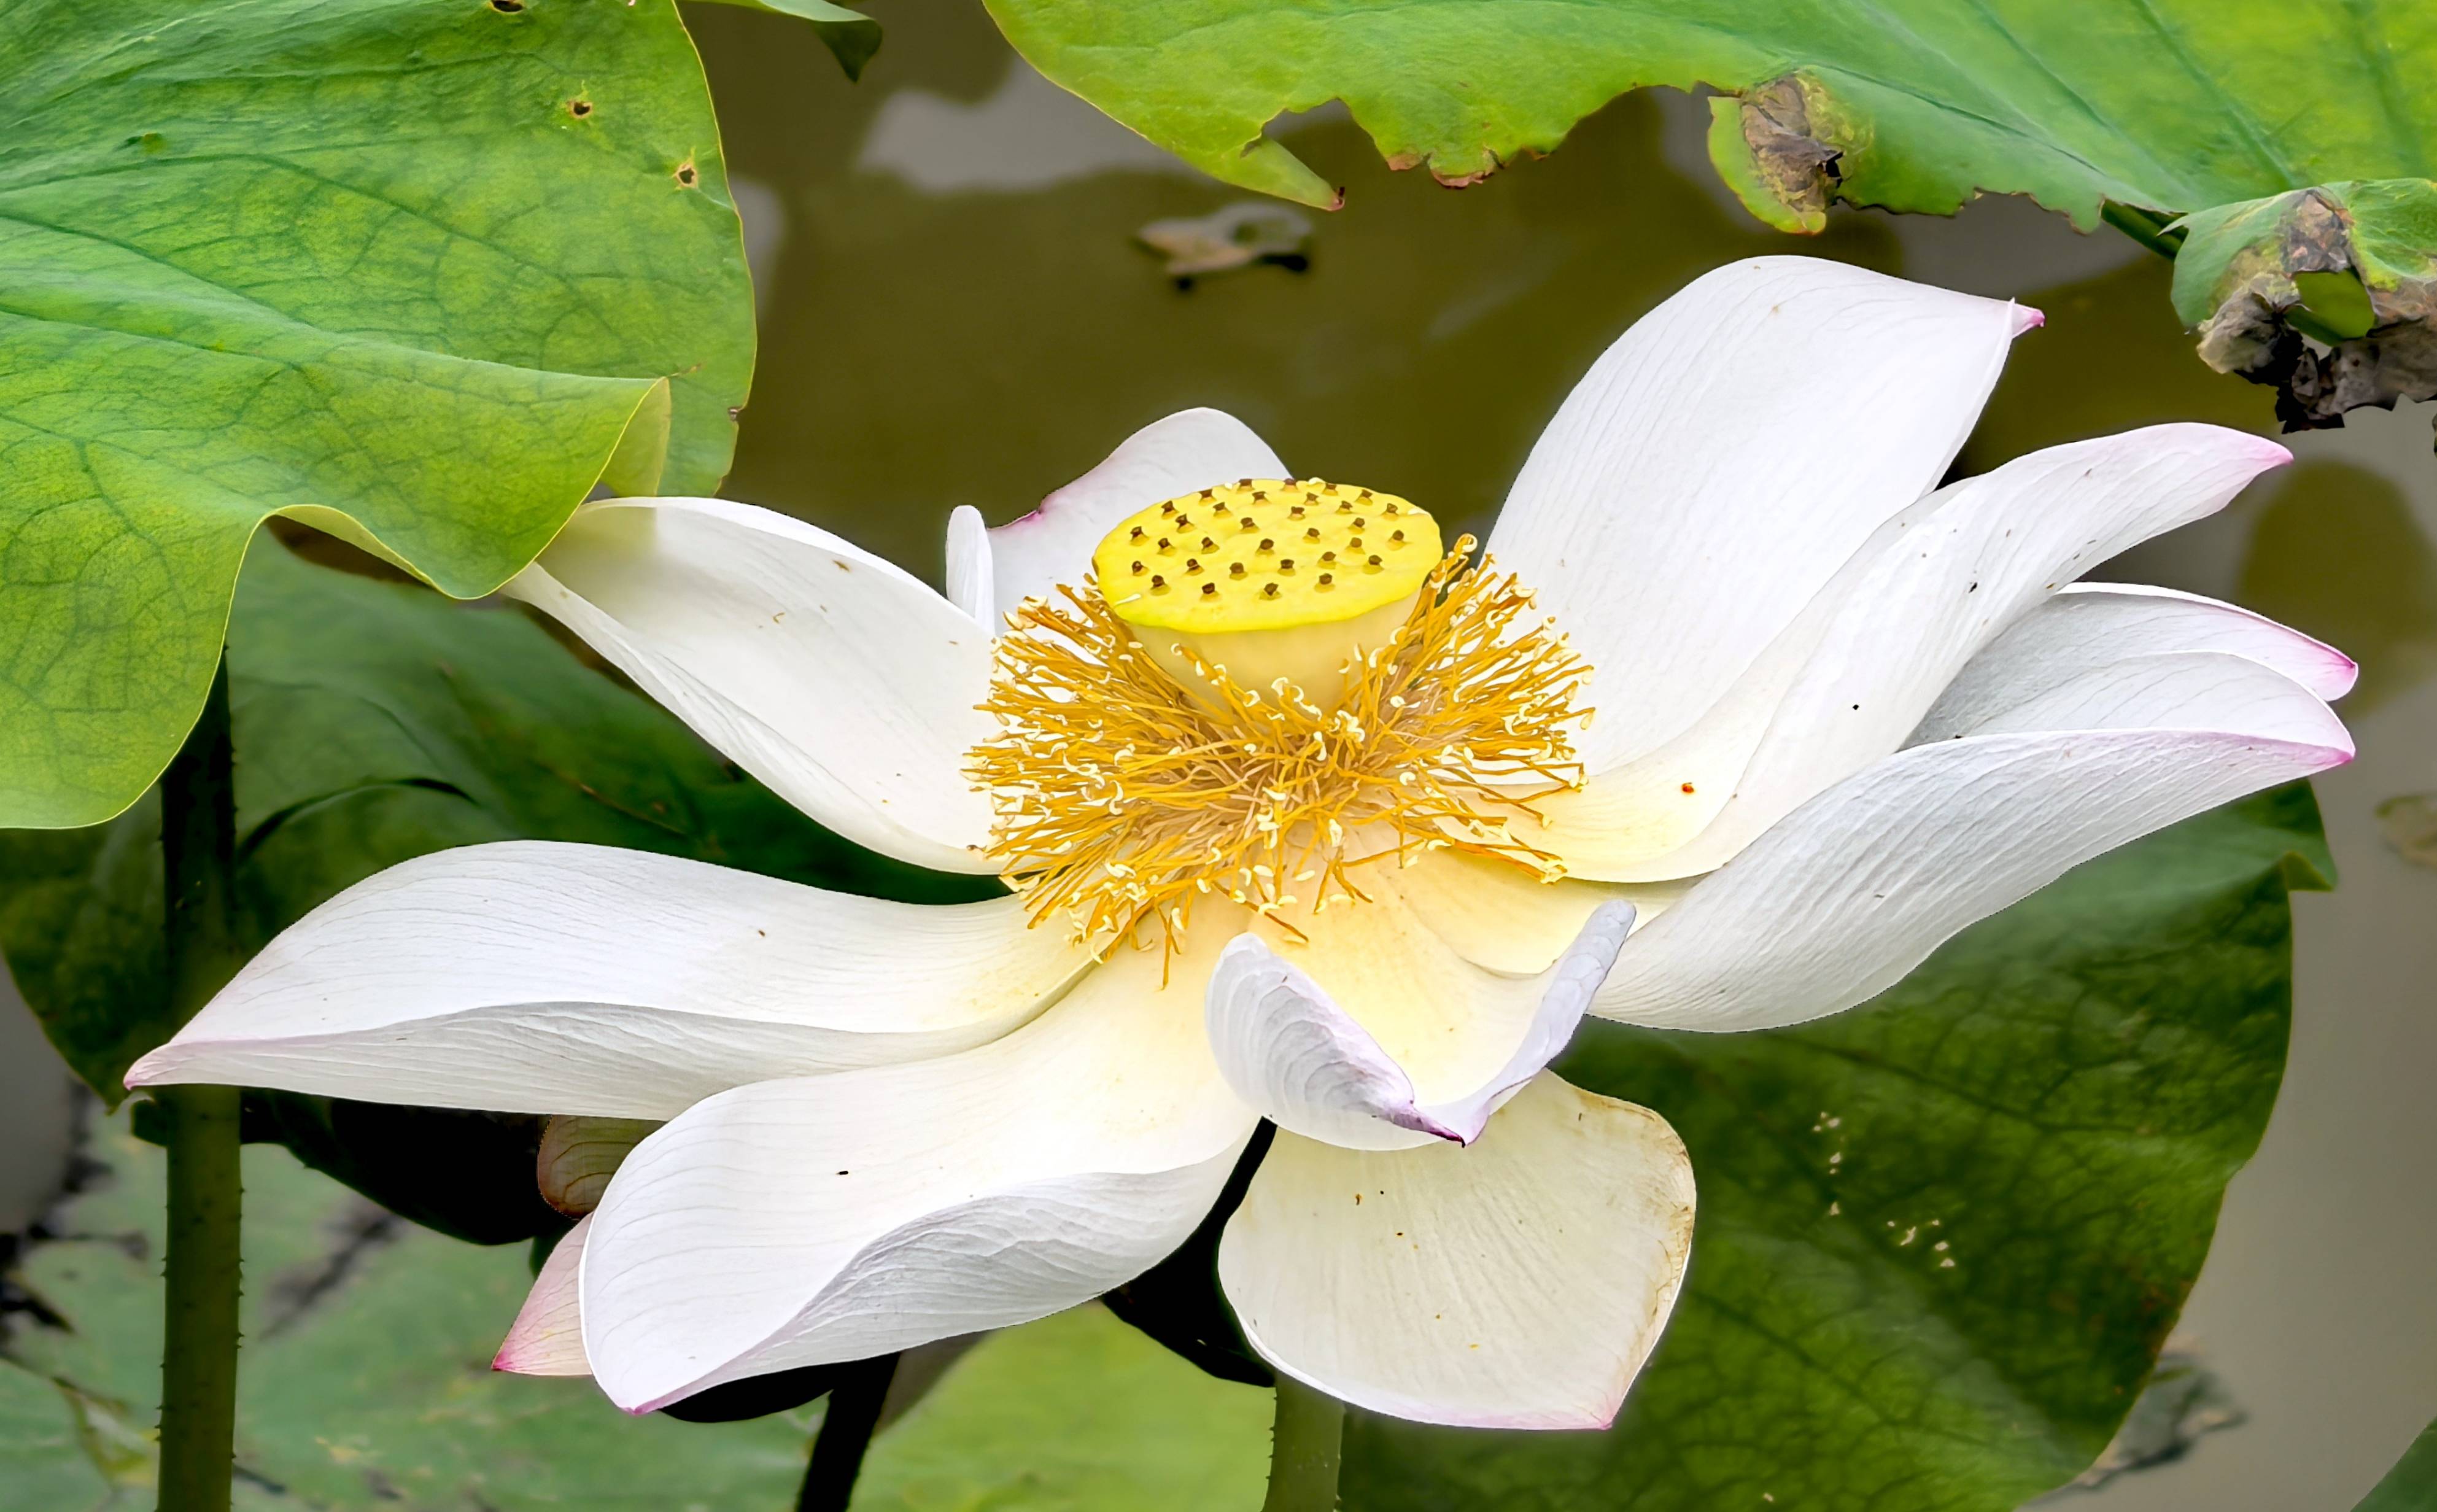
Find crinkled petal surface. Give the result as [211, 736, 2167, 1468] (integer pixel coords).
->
[1593, 657, 2350, 1032]
[578, 926, 1260, 1413]
[1204, 901, 1633, 1149]
[974, 408, 1285, 622]
[1218, 1073, 1694, 1429]
[126, 843, 1082, 1118]
[1487, 256, 2034, 774]
[505, 497, 999, 874]
[496, 1214, 592, 1378]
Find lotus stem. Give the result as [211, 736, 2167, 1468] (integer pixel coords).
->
[796, 1354, 899, 1512]
[157, 653, 247, 1512]
[1261, 1376, 1344, 1512]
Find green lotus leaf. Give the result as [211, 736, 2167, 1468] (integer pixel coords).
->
[0, 0, 770, 831]
[2359, 1419, 2437, 1511]
[983, 0, 2435, 222]
[982, 0, 2437, 421]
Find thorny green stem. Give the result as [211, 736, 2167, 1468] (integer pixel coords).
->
[157, 654, 247, 1512]
[2101, 200, 2187, 260]
[1261, 1376, 1345, 1512]
[796, 1354, 899, 1512]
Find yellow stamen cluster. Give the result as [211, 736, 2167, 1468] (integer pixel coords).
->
[968, 538, 1591, 958]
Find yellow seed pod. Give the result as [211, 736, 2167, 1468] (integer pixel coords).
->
[1092, 479, 1442, 704]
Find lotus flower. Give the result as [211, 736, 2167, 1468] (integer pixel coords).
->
[126, 258, 2354, 1430]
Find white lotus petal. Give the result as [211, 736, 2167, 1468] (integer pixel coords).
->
[1963, 651, 2346, 742]
[1237, 885, 1616, 1132]
[1384, 848, 1687, 975]
[125, 843, 1081, 1119]
[1204, 901, 1633, 1150]
[578, 925, 1260, 1413]
[1912, 582, 2357, 742]
[982, 409, 1285, 621]
[1518, 425, 2292, 880]
[1218, 1074, 1694, 1430]
[944, 504, 996, 624]
[1489, 256, 2035, 773]
[495, 1214, 592, 1378]
[1622, 425, 2293, 877]
[504, 497, 998, 874]
[1593, 661, 2350, 1033]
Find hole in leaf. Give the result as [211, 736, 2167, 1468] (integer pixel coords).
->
[489, 0, 524, 12]
[567, 98, 593, 118]
[675, 161, 699, 188]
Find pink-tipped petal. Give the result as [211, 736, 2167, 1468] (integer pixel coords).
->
[1594, 659, 2350, 1034]
[1914, 581, 2358, 742]
[1521, 423, 2300, 883]
[496, 1215, 592, 1378]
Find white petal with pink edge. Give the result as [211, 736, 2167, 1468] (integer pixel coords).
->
[504, 497, 999, 874]
[972, 409, 1285, 623]
[576, 929, 1260, 1413]
[1594, 424, 2295, 880]
[1217, 1073, 1694, 1429]
[1204, 901, 1633, 1150]
[496, 1214, 592, 1378]
[1487, 256, 2036, 775]
[1913, 581, 2357, 742]
[125, 843, 1083, 1119]
[1592, 657, 2350, 1033]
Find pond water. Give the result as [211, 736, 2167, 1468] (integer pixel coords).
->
[4, 4, 2431, 1505]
